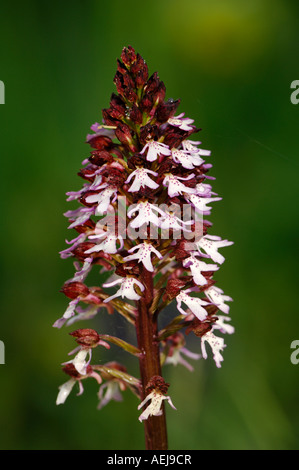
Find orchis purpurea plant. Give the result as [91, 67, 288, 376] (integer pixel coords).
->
[54, 46, 234, 450]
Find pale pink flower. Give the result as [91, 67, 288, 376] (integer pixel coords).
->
[182, 253, 219, 285]
[171, 148, 205, 169]
[85, 186, 118, 215]
[128, 201, 166, 228]
[176, 289, 209, 320]
[103, 276, 145, 302]
[201, 330, 226, 368]
[196, 235, 234, 264]
[185, 194, 222, 214]
[138, 389, 176, 422]
[167, 113, 194, 131]
[163, 173, 197, 198]
[204, 286, 233, 314]
[140, 140, 171, 162]
[125, 168, 159, 192]
[182, 140, 211, 158]
[123, 242, 163, 272]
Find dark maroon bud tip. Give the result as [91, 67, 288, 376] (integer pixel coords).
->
[121, 45, 137, 68]
[61, 282, 90, 299]
[145, 375, 170, 395]
[70, 328, 100, 347]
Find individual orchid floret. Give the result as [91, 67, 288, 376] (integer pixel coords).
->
[97, 362, 129, 410]
[65, 207, 95, 229]
[70, 257, 93, 283]
[195, 235, 234, 264]
[54, 298, 81, 329]
[200, 330, 226, 368]
[86, 122, 115, 143]
[176, 289, 210, 321]
[103, 276, 145, 302]
[163, 173, 197, 198]
[138, 376, 176, 422]
[123, 242, 163, 272]
[140, 140, 171, 162]
[59, 233, 87, 259]
[98, 381, 123, 410]
[161, 333, 201, 372]
[86, 231, 124, 254]
[185, 194, 222, 214]
[125, 168, 159, 192]
[53, 282, 105, 329]
[195, 182, 216, 197]
[64, 328, 110, 375]
[56, 363, 102, 405]
[171, 148, 205, 169]
[213, 316, 235, 335]
[182, 253, 219, 285]
[128, 201, 166, 228]
[85, 186, 118, 215]
[167, 113, 194, 131]
[181, 140, 211, 158]
[160, 210, 194, 232]
[204, 286, 233, 314]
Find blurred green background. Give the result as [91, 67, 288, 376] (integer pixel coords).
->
[0, 0, 298, 450]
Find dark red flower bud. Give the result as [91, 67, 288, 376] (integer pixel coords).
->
[102, 108, 119, 126]
[61, 282, 90, 299]
[69, 328, 101, 347]
[144, 72, 160, 94]
[146, 375, 170, 395]
[133, 55, 149, 88]
[139, 124, 159, 146]
[155, 98, 180, 123]
[77, 165, 99, 182]
[129, 104, 143, 124]
[121, 45, 137, 69]
[113, 71, 125, 96]
[73, 218, 96, 233]
[62, 363, 82, 378]
[115, 123, 137, 152]
[185, 316, 217, 337]
[87, 135, 113, 150]
[164, 278, 188, 300]
[152, 81, 166, 107]
[72, 242, 96, 261]
[109, 93, 127, 120]
[89, 150, 114, 166]
[139, 93, 153, 114]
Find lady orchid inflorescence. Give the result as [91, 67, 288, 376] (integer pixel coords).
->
[54, 46, 234, 450]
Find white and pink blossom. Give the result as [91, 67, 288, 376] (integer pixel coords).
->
[125, 168, 159, 192]
[103, 276, 145, 302]
[123, 242, 163, 272]
[140, 140, 171, 162]
[176, 289, 209, 321]
[138, 389, 176, 422]
[167, 113, 194, 131]
[204, 286, 233, 314]
[163, 173, 197, 198]
[196, 235, 234, 264]
[182, 253, 219, 285]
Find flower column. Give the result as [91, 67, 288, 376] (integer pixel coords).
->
[55, 45, 234, 451]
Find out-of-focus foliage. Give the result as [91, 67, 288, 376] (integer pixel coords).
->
[0, 0, 298, 450]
